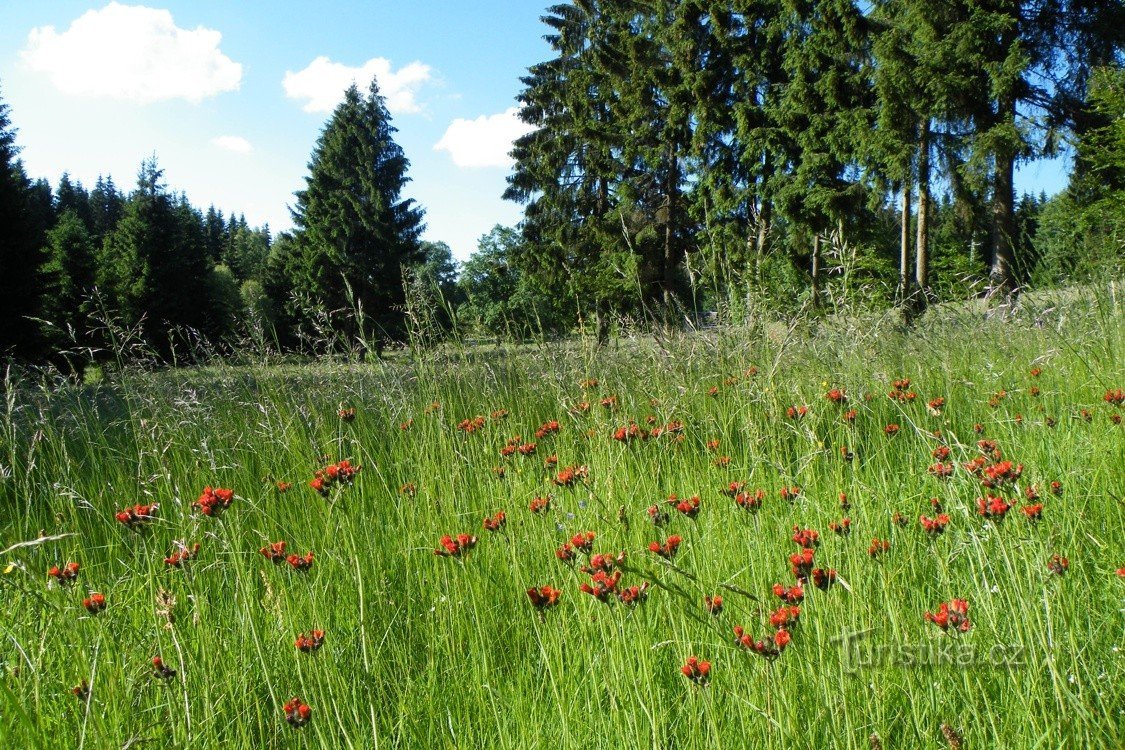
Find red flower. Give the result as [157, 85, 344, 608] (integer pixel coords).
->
[295, 630, 326, 652]
[338, 407, 356, 422]
[680, 656, 711, 685]
[491, 409, 509, 421]
[527, 586, 562, 611]
[1030, 367, 1042, 377]
[768, 605, 800, 630]
[825, 388, 847, 404]
[839, 492, 850, 509]
[1021, 503, 1043, 521]
[977, 495, 1013, 520]
[115, 503, 158, 528]
[811, 568, 837, 590]
[928, 462, 954, 479]
[535, 420, 561, 439]
[152, 656, 176, 679]
[164, 542, 201, 568]
[649, 535, 683, 560]
[529, 496, 551, 513]
[617, 583, 649, 606]
[72, 680, 89, 701]
[48, 561, 80, 584]
[667, 494, 701, 518]
[579, 570, 621, 602]
[892, 511, 909, 527]
[786, 405, 808, 419]
[283, 696, 312, 728]
[828, 518, 851, 536]
[553, 465, 588, 487]
[791, 526, 820, 549]
[704, 595, 723, 616]
[843, 409, 858, 422]
[734, 489, 765, 512]
[928, 397, 945, 414]
[980, 460, 1023, 488]
[1103, 389, 1125, 406]
[647, 504, 670, 526]
[276, 481, 292, 492]
[1049, 481, 1063, 495]
[884, 423, 900, 437]
[580, 551, 626, 574]
[555, 544, 576, 563]
[286, 552, 315, 571]
[600, 396, 617, 409]
[434, 534, 477, 558]
[482, 511, 507, 532]
[920, 514, 950, 536]
[261, 540, 287, 563]
[193, 487, 234, 517]
[612, 424, 649, 443]
[734, 626, 791, 659]
[1047, 554, 1068, 575]
[82, 592, 106, 614]
[789, 548, 815, 581]
[925, 598, 970, 633]
[457, 416, 487, 433]
[779, 486, 801, 502]
[400, 419, 413, 431]
[867, 538, 890, 558]
[570, 531, 595, 552]
[772, 583, 804, 604]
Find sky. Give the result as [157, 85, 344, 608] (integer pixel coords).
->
[0, 1, 551, 260]
[0, 2, 1071, 262]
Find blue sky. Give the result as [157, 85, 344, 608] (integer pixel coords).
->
[0, 1, 552, 259]
[0, 2, 1070, 261]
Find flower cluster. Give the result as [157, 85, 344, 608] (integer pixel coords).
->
[295, 630, 325, 652]
[82, 592, 106, 614]
[649, 535, 682, 560]
[920, 514, 951, 536]
[283, 697, 311, 727]
[552, 465, 588, 487]
[287, 551, 314, 571]
[734, 626, 791, 659]
[261, 540, 287, 563]
[534, 420, 560, 439]
[309, 460, 360, 496]
[457, 416, 487, 433]
[680, 656, 711, 685]
[1047, 554, 1069, 575]
[193, 486, 234, 517]
[527, 585, 561, 611]
[152, 656, 176, 679]
[977, 495, 1013, 520]
[48, 561, 80, 584]
[828, 518, 851, 536]
[791, 527, 820, 549]
[867, 538, 890, 558]
[529, 496, 551, 513]
[667, 494, 700, 518]
[164, 543, 201, 567]
[115, 503, 158, 529]
[925, 598, 971, 633]
[482, 511, 507, 532]
[434, 534, 477, 558]
[337, 407, 356, 422]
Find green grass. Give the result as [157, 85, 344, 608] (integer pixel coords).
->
[2, 288, 1124, 749]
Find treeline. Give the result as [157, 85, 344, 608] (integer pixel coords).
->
[503, 0, 1125, 332]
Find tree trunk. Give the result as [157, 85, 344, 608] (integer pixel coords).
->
[899, 180, 912, 307]
[990, 95, 1018, 296]
[663, 144, 680, 311]
[810, 233, 822, 308]
[755, 198, 771, 284]
[914, 117, 931, 308]
[595, 304, 609, 346]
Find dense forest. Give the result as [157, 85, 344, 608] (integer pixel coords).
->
[1, 0, 1123, 367]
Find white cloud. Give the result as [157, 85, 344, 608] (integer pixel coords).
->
[211, 135, 252, 154]
[21, 2, 241, 104]
[283, 57, 431, 114]
[433, 108, 534, 169]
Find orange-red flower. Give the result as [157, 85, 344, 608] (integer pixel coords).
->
[164, 542, 200, 568]
[791, 526, 820, 549]
[925, 598, 970, 633]
[527, 585, 562, 611]
[152, 656, 176, 679]
[283, 697, 311, 727]
[768, 605, 800, 630]
[1047, 554, 1068, 575]
[828, 518, 851, 536]
[338, 407, 356, 422]
[579, 570, 621, 601]
[286, 552, 315, 571]
[434, 534, 477, 558]
[680, 656, 711, 684]
[667, 494, 701, 518]
[82, 592, 106, 614]
[482, 511, 507, 532]
[772, 583, 804, 603]
[735, 626, 791, 659]
[48, 561, 80, 584]
[295, 630, 325, 652]
[734, 489, 765, 512]
[649, 535, 682, 560]
[867, 538, 890, 558]
[193, 487, 234, 517]
[704, 595, 723, 615]
[552, 465, 588, 487]
[261, 540, 287, 563]
[529, 496, 551, 513]
[115, 503, 158, 528]
[920, 514, 950, 536]
[617, 583, 649, 606]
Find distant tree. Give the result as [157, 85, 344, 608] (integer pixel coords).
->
[289, 80, 425, 356]
[39, 209, 96, 342]
[0, 85, 47, 359]
[88, 175, 124, 245]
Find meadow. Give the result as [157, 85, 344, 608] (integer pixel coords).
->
[1, 288, 1123, 750]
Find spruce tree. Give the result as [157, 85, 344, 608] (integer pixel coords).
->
[290, 80, 424, 355]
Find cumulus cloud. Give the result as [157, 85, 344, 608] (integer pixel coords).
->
[283, 57, 432, 114]
[433, 108, 535, 169]
[21, 2, 241, 104]
[211, 135, 252, 154]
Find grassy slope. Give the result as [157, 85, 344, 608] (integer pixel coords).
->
[1, 286, 1123, 749]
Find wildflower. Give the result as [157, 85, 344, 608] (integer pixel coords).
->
[1021, 503, 1043, 521]
[544, 454, 558, 468]
[276, 481, 292, 492]
[82, 592, 106, 614]
[786, 405, 808, 419]
[48, 561, 80, 585]
[668, 494, 701, 518]
[517, 442, 537, 456]
[434, 534, 477, 558]
[927, 397, 945, 415]
[920, 514, 951, 536]
[580, 378, 599, 389]
[527, 585, 562, 611]
[925, 599, 971, 633]
[680, 656, 711, 685]
[706, 439, 721, 452]
[400, 419, 413, 431]
[115, 503, 158, 528]
[152, 656, 176, 679]
[928, 463, 954, 479]
[193, 487, 234, 517]
[579, 570, 621, 602]
[295, 630, 325, 652]
[600, 396, 617, 409]
[704, 595, 723, 616]
[164, 543, 200, 568]
[828, 518, 851, 536]
[977, 495, 1013, 520]
[283, 697, 312, 728]
[735, 626, 791, 659]
[457, 416, 487, 433]
[884, 423, 900, 437]
[310, 460, 360, 496]
[843, 409, 858, 422]
[570, 532, 596, 553]
[617, 583, 649, 606]
[708, 386, 720, 397]
[1079, 409, 1092, 422]
[932, 446, 951, 461]
[1030, 367, 1042, 377]
[892, 511, 909, 527]
[529, 496, 551, 514]
[720, 481, 746, 497]
[338, 407, 356, 422]
[555, 544, 576, 563]
[399, 483, 417, 497]
[779, 486, 801, 502]
[482, 511, 507, 532]
[552, 465, 588, 487]
[260, 541, 287, 563]
[491, 409, 509, 421]
[286, 552, 315, 571]
[580, 551, 626, 574]
[772, 583, 804, 604]
[811, 568, 837, 590]
[613, 423, 649, 443]
[768, 605, 800, 630]
[713, 455, 731, 467]
[734, 490, 764, 512]
[1029, 386, 1040, 397]
[491, 466, 506, 479]
[649, 535, 683, 560]
[867, 538, 890, 558]
[791, 526, 820, 549]
[1049, 481, 1062, 495]
[790, 548, 815, 581]
[1047, 555, 1068, 576]
[980, 460, 1023, 488]
[825, 388, 847, 404]
[1104, 389, 1125, 406]
[839, 492, 850, 510]
[840, 446, 854, 461]
[72, 680, 90, 701]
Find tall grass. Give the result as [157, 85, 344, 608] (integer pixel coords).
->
[1, 285, 1123, 749]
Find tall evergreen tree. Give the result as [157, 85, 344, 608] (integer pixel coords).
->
[289, 80, 424, 355]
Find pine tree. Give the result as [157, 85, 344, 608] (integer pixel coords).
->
[40, 209, 96, 341]
[289, 80, 424, 355]
[0, 84, 47, 358]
